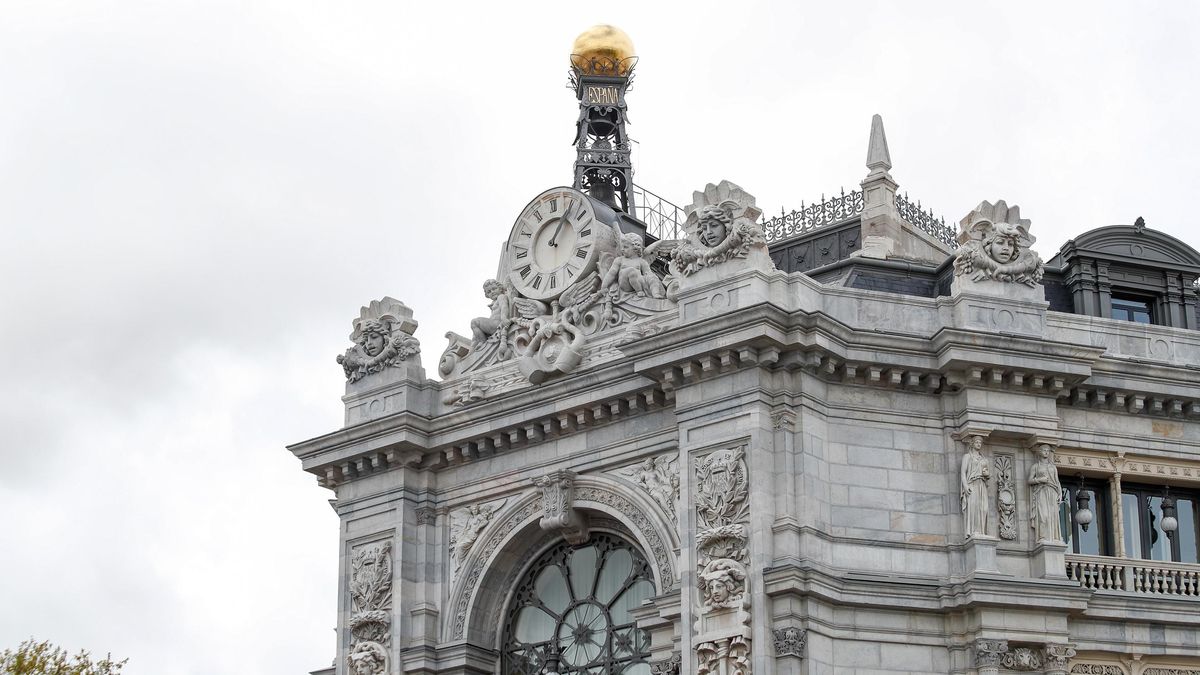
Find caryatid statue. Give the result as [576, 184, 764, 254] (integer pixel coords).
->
[960, 435, 991, 538]
[1028, 443, 1063, 542]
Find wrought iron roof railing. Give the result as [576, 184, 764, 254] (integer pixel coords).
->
[633, 183, 959, 251]
[895, 192, 957, 248]
[632, 184, 686, 241]
[761, 189, 864, 245]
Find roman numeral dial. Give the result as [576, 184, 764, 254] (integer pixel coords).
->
[506, 188, 604, 301]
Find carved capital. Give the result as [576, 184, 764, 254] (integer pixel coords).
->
[1043, 643, 1077, 672]
[974, 639, 1009, 669]
[532, 470, 589, 544]
[414, 507, 437, 526]
[772, 626, 806, 658]
[648, 652, 681, 675]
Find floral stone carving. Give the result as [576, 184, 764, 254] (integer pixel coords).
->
[1043, 644, 1078, 673]
[337, 298, 420, 383]
[995, 455, 1017, 540]
[772, 626, 806, 658]
[953, 200, 1044, 287]
[618, 456, 680, 522]
[670, 181, 769, 277]
[649, 652, 682, 675]
[694, 446, 752, 673]
[1001, 647, 1042, 670]
[1029, 444, 1064, 542]
[974, 639, 1009, 670]
[960, 435, 991, 539]
[532, 470, 589, 544]
[348, 540, 392, 675]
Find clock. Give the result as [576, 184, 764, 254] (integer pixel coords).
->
[506, 187, 604, 301]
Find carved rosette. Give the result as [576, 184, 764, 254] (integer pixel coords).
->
[953, 200, 1044, 287]
[694, 446, 752, 673]
[337, 298, 420, 383]
[347, 540, 392, 675]
[670, 181, 768, 277]
[995, 455, 1017, 540]
[533, 470, 589, 544]
[772, 626, 806, 658]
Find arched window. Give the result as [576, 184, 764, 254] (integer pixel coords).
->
[501, 532, 655, 674]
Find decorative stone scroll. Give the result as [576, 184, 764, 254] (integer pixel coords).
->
[953, 200, 1044, 287]
[617, 455, 680, 523]
[347, 540, 392, 675]
[960, 435, 991, 539]
[973, 639, 1009, 673]
[1001, 646, 1042, 670]
[670, 181, 769, 278]
[772, 626, 806, 658]
[532, 470, 589, 544]
[995, 455, 1017, 540]
[649, 652, 682, 675]
[337, 298, 420, 383]
[694, 445, 752, 674]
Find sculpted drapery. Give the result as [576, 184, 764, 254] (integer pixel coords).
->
[1028, 444, 1063, 542]
[960, 435, 991, 538]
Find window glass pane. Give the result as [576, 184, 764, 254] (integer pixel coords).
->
[1122, 493, 1143, 559]
[1076, 488, 1102, 555]
[596, 548, 633, 604]
[534, 564, 570, 614]
[610, 578, 655, 624]
[514, 605, 556, 644]
[1147, 496, 1171, 561]
[1177, 498, 1197, 564]
[567, 545, 598, 599]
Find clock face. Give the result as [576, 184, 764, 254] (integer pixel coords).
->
[507, 188, 600, 301]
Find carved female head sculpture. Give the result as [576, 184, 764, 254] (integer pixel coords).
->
[347, 641, 387, 675]
[970, 435, 984, 453]
[698, 205, 732, 247]
[983, 223, 1022, 264]
[359, 320, 389, 357]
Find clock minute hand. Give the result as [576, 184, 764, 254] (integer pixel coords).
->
[548, 219, 564, 247]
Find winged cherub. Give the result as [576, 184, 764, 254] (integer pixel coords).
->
[601, 232, 666, 299]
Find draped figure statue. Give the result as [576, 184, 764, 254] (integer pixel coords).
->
[960, 435, 991, 538]
[1028, 443, 1063, 542]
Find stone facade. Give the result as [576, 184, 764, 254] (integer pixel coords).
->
[288, 29, 1200, 675]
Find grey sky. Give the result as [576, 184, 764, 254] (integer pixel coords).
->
[1, 1, 1197, 673]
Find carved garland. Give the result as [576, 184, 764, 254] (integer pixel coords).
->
[995, 455, 1017, 540]
[348, 540, 392, 675]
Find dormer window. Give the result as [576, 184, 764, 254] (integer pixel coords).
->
[1110, 295, 1154, 324]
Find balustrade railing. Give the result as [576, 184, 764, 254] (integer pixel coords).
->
[632, 184, 686, 242]
[1066, 554, 1127, 591]
[1066, 554, 1200, 597]
[894, 192, 957, 248]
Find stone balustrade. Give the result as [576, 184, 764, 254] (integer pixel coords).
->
[1067, 554, 1200, 597]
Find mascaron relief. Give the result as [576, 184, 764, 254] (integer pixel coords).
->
[337, 298, 420, 383]
[953, 200, 1044, 287]
[348, 540, 392, 675]
[670, 181, 767, 277]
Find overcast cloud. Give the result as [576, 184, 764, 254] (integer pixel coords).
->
[1, 1, 1198, 673]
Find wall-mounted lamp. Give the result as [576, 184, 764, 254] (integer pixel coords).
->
[1074, 473, 1094, 532]
[1161, 486, 1179, 540]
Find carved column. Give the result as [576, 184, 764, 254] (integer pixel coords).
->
[1096, 261, 1112, 319]
[973, 639, 1008, 675]
[1109, 459, 1126, 559]
[1043, 643, 1077, 675]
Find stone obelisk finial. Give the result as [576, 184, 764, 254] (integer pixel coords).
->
[865, 113, 893, 180]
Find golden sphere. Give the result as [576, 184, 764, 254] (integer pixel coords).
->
[570, 24, 635, 75]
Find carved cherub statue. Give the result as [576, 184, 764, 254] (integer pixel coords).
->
[954, 200, 1044, 287]
[601, 233, 666, 299]
[470, 279, 511, 349]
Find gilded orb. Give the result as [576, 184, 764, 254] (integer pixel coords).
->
[570, 24, 636, 76]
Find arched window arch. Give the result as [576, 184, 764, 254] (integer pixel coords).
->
[501, 532, 655, 674]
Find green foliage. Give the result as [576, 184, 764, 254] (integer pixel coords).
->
[0, 639, 126, 675]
